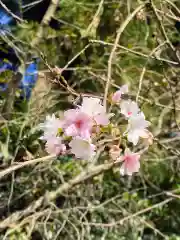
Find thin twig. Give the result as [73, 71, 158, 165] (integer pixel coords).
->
[81, 198, 173, 227]
[136, 41, 167, 102]
[0, 161, 116, 229]
[136, 66, 146, 102]
[61, 44, 91, 73]
[0, 155, 55, 180]
[164, 0, 180, 15]
[90, 39, 179, 65]
[85, 0, 104, 37]
[103, 3, 146, 109]
[0, 1, 24, 22]
[150, 0, 179, 65]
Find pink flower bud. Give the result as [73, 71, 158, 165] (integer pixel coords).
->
[112, 84, 128, 103]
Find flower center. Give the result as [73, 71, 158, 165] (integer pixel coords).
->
[75, 120, 83, 129]
[124, 155, 133, 163]
[127, 111, 132, 116]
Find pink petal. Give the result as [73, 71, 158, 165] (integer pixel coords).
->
[63, 109, 93, 139]
[65, 124, 78, 137]
[120, 149, 141, 175]
[124, 155, 140, 175]
[45, 137, 66, 156]
[64, 109, 77, 121]
[112, 90, 122, 103]
[94, 113, 109, 126]
[80, 129, 91, 140]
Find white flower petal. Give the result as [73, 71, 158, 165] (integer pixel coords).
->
[40, 114, 63, 139]
[69, 137, 96, 160]
[120, 100, 140, 118]
[120, 84, 128, 94]
[126, 111, 150, 145]
[80, 97, 102, 116]
[120, 163, 126, 175]
[127, 130, 140, 145]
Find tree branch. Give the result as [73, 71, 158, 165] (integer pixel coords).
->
[31, 0, 59, 47]
[0, 161, 115, 229]
[0, 155, 55, 180]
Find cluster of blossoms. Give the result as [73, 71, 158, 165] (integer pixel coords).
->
[40, 84, 153, 176]
[40, 97, 111, 160]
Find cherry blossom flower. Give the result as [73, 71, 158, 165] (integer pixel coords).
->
[39, 114, 63, 138]
[120, 100, 140, 118]
[40, 83, 152, 177]
[126, 112, 150, 145]
[119, 148, 140, 176]
[79, 97, 110, 126]
[63, 109, 93, 139]
[69, 137, 96, 160]
[112, 84, 128, 103]
[45, 136, 66, 155]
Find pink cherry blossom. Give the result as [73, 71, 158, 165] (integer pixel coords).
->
[39, 114, 63, 139]
[79, 97, 110, 126]
[45, 136, 66, 155]
[112, 84, 128, 103]
[126, 112, 150, 145]
[63, 109, 93, 139]
[120, 148, 140, 176]
[69, 137, 96, 160]
[120, 100, 140, 118]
